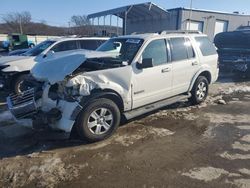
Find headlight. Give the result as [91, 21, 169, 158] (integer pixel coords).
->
[66, 75, 96, 97]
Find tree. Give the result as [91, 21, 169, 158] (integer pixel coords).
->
[70, 15, 90, 26]
[1, 11, 32, 33]
[70, 15, 93, 35]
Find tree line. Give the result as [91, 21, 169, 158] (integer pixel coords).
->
[0, 11, 121, 36]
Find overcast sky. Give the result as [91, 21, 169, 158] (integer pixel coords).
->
[1, 0, 250, 26]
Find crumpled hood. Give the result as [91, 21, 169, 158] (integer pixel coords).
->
[0, 55, 30, 65]
[31, 49, 119, 84]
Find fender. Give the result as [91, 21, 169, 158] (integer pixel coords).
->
[80, 90, 124, 112]
[188, 65, 212, 92]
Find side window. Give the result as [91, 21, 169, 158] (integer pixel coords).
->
[142, 39, 168, 66]
[185, 38, 196, 59]
[195, 36, 217, 56]
[51, 41, 78, 52]
[79, 40, 104, 50]
[170, 37, 188, 61]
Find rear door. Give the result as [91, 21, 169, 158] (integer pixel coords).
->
[170, 37, 199, 95]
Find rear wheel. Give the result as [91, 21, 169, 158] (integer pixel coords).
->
[76, 98, 121, 142]
[189, 76, 209, 105]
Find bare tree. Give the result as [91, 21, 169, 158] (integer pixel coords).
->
[70, 15, 94, 35]
[1, 11, 32, 33]
[70, 15, 90, 26]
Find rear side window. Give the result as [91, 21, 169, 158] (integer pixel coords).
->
[195, 36, 217, 56]
[142, 39, 168, 66]
[52, 41, 78, 52]
[170, 37, 188, 61]
[79, 40, 106, 50]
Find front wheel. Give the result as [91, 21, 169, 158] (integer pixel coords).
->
[189, 76, 209, 105]
[76, 98, 121, 142]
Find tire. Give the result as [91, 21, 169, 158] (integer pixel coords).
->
[76, 98, 121, 142]
[29, 44, 35, 48]
[13, 74, 29, 94]
[189, 76, 209, 105]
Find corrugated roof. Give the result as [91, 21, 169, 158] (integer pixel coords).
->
[87, 2, 169, 20]
[168, 7, 250, 16]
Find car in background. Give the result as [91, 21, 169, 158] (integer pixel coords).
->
[0, 37, 108, 93]
[214, 30, 250, 76]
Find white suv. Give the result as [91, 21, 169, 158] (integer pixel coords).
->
[7, 31, 219, 142]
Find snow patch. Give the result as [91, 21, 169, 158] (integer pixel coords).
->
[227, 179, 250, 188]
[223, 85, 250, 95]
[240, 134, 250, 143]
[232, 142, 250, 152]
[182, 167, 229, 182]
[237, 126, 250, 130]
[219, 151, 250, 160]
[239, 168, 250, 176]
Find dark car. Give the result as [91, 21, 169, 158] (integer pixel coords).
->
[214, 30, 250, 76]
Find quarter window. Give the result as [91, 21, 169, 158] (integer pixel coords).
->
[170, 37, 188, 61]
[195, 36, 217, 56]
[142, 39, 168, 66]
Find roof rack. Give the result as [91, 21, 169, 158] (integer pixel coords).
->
[130, 30, 202, 36]
[159, 30, 202, 35]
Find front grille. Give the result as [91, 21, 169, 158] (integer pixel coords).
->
[7, 88, 38, 119]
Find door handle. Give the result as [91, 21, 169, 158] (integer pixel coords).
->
[162, 67, 171, 73]
[192, 61, 199, 66]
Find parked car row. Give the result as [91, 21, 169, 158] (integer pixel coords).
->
[0, 37, 108, 93]
[4, 31, 219, 142]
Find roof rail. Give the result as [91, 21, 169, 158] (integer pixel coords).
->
[159, 30, 202, 35]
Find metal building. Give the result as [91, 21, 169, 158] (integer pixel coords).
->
[87, 2, 250, 40]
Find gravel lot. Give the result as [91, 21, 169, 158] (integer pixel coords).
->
[1, 70, 250, 187]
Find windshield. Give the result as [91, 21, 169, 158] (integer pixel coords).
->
[96, 38, 144, 63]
[23, 40, 55, 56]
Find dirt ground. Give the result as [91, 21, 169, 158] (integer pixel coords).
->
[1, 74, 250, 188]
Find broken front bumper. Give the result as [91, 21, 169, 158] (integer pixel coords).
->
[7, 87, 83, 133]
[7, 88, 37, 119]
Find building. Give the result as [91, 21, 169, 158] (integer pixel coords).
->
[87, 2, 250, 40]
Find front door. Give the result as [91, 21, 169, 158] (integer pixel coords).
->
[132, 39, 173, 109]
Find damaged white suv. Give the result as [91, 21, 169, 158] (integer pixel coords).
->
[7, 31, 219, 142]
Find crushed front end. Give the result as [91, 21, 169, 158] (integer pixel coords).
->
[7, 80, 84, 133]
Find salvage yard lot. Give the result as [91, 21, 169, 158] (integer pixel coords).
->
[1, 75, 250, 187]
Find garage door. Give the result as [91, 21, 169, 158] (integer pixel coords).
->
[214, 20, 228, 36]
[187, 21, 203, 32]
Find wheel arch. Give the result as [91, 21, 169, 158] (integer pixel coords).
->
[80, 89, 125, 113]
[189, 69, 212, 92]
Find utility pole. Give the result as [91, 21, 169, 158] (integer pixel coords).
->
[188, 0, 193, 30]
[19, 17, 23, 34]
[68, 21, 71, 34]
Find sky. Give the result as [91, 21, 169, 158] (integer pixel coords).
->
[0, 0, 250, 27]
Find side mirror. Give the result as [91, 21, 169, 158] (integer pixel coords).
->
[43, 50, 55, 58]
[136, 58, 153, 69]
